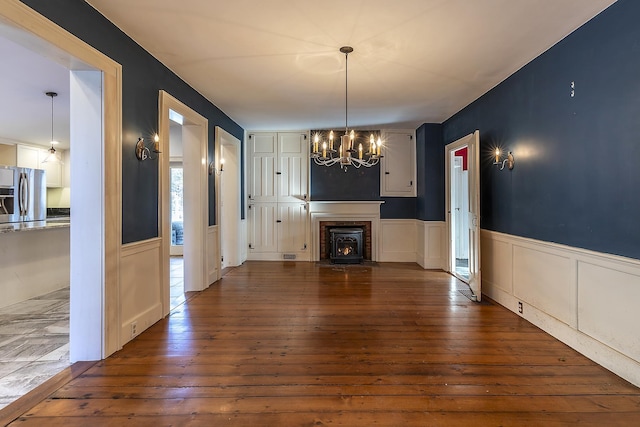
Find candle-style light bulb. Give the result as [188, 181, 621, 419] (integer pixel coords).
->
[358, 143, 363, 159]
[153, 133, 160, 152]
[377, 137, 382, 156]
[329, 130, 334, 150]
[313, 134, 319, 153]
[495, 148, 501, 163]
[322, 141, 327, 158]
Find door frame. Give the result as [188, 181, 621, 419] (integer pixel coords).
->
[445, 130, 481, 301]
[0, 1, 123, 359]
[215, 126, 242, 268]
[159, 90, 208, 315]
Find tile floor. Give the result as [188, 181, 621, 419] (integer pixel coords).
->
[0, 256, 185, 410]
[0, 287, 70, 409]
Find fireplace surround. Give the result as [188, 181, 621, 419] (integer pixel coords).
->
[308, 201, 383, 262]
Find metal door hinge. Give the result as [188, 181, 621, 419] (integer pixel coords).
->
[276, 220, 282, 223]
[276, 172, 282, 175]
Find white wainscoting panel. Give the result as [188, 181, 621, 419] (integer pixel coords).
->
[207, 225, 219, 285]
[415, 220, 445, 269]
[379, 219, 416, 262]
[578, 261, 640, 364]
[481, 229, 640, 387]
[513, 245, 576, 327]
[480, 234, 512, 294]
[119, 238, 163, 346]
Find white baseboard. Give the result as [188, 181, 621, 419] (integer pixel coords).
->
[482, 229, 640, 387]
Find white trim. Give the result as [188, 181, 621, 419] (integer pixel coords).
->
[159, 91, 209, 313]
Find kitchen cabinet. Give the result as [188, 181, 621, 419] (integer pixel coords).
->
[380, 130, 416, 197]
[16, 144, 65, 188]
[247, 132, 309, 260]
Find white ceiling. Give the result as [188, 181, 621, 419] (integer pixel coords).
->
[0, 0, 617, 150]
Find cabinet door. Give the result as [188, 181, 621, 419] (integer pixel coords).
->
[247, 203, 278, 253]
[248, 133, 277, 203]
[381, 132, 416, 196]
[39, 149, 62, 188]
[278, 133, 308, 203]
[16, 145, 39, 169]
[278, 203, 308, 253]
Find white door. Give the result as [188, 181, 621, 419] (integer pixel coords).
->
[248, 133, 277, 203]
[218, 127, 242, 268]
[278, 133, 308, 202]
[278, 202, 308, 253]
[248, 203, 278, 253]
[446, 131, 481, 301]
[381, 132, 415, 196]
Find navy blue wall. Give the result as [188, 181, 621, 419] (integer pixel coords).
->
[21, 0, 244, 244]
[442, 0, 640, 259]
[416, 123, 444, 221]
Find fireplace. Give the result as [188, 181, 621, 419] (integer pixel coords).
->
[329, 227, 364, 264]
[320, 221, 372, 261]
[308, 201, 383, 262]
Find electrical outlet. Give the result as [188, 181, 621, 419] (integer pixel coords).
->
[518, 301, 523, 314]
[131, 321, 138, 337]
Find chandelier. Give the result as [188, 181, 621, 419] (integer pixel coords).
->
[311, 46, 382, 169]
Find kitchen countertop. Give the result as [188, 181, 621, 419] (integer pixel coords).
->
[0, 218, 70, 234]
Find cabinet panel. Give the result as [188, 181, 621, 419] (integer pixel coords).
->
[16, 145, 39, 169]
[40, 151, 62, 188]
[248, 133, 277, 202]
[381, 132, 416, 197]
[17, 144, 63, 187]
[279, 133, 307, 202]
[278, 203, 308, 253]
[248, 203, 278, 253]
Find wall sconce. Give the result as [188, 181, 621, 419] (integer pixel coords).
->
[135, 133, 161, 161]
[494, 149, 514, 170]
[209, 158, 225, 176]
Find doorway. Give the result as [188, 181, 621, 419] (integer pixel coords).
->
[446, 131, 481, 301]
[216, 126, 242, 269]
[159, 91, 210, 316]
[168, 117, 185, 310]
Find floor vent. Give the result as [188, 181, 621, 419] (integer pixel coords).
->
[283, 254, 296, 260]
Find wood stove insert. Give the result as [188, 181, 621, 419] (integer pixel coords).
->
[329, 227, 364, 264]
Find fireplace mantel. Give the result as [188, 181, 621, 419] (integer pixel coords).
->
[308, 201, 383, 261]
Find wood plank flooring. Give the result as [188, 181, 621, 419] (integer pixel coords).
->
[7, 262, 640, 426]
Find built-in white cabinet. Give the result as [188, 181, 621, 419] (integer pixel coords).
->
[247, 132, 309, 260]
[16, 144, 65, 188]
[380, 130, 416, 197]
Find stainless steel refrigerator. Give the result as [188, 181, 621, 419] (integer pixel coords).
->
[0, 166, 47, 223]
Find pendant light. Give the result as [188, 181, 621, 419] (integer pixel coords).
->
[42, 91, 63, 164]
[310, 46, 382, 169]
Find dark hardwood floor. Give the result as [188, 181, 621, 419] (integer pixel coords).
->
[5, 262, 640, 426]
